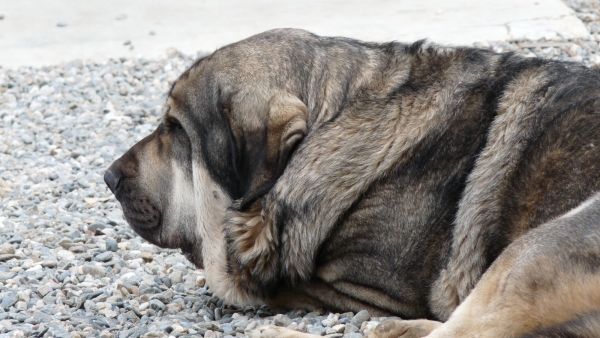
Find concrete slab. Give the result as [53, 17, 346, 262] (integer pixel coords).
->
[0, 0, 590, 69]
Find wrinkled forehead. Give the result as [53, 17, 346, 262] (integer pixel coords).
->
[167, 44, 289, 103]
[165, 55, 216, 110]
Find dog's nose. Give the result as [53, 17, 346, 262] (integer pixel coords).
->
[104, 163, 121, 194]
[104, 169, 120, 193]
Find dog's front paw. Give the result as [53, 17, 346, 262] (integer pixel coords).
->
[365, 319, 443, 338]
[262, 192, 315, 284]
[225, 200, 281, 298]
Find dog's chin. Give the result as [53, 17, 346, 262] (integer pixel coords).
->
[126, 222, 163, 247]
[182, 248, 204, 269]
[120, 200, 161, 227]
[176, 235, 203, 269]
[113, 190, 203, 268]
[124, 216, 205, 269]
[120, 205, 163, 245]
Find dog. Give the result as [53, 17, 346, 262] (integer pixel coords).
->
[104, 28, 600, 337]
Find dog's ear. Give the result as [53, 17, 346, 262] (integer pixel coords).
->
[239, 92, 308, 209]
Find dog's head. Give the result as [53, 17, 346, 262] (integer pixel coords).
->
[104, 29, 313, 304]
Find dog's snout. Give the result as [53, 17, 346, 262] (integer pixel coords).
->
[104, 161, 124, 193]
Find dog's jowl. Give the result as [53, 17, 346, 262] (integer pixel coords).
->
[105, 29, 600, 337]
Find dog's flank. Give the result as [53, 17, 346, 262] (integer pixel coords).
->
[105, 29, 600, 337]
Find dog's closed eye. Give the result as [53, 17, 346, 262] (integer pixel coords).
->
[164, 116, 184, 132]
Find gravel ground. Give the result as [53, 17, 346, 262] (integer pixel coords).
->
[1, 1, 599, 337]
[473, 0, 600, 67]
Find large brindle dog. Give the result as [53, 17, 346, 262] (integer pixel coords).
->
[104, 29, 600, 337]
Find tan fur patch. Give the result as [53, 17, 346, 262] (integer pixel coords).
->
[427, 194, 600, 337]
[191, 160, 260, 306]
[365, 319, 442, 338]
[225, 200, 280, 295]
[430, 67, 552, 320]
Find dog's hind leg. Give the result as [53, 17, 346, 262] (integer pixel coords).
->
[421, 193, 600, 337]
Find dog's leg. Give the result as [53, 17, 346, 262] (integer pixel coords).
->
[246, 325, 322, 338]
[365, 319, 443, 338]
[247, 319, 442, 338]
[521, 311, 600, 338]
[424, 194, 600, 337]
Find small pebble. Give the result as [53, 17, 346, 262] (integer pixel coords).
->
[204, 330, 217, 338]
[140, 252, 153, 262]
[344, 333, 362, 338]
[307, 325, 327, 336]
[0, 254, 20, 262]
[350, 310, 370, 327]
[56, 250, 75, 261]
[344, 323, 360, 334]
[106, 239, 119, 252]
[331, 324, 346, 333]
[169, 270, 184, 284]
[0, 244, 15, 255]
[95, 251, 113, 262]
[81, 265, 106, 277]
[149, 299, 166, 311]
[274, 314, 293, 327]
